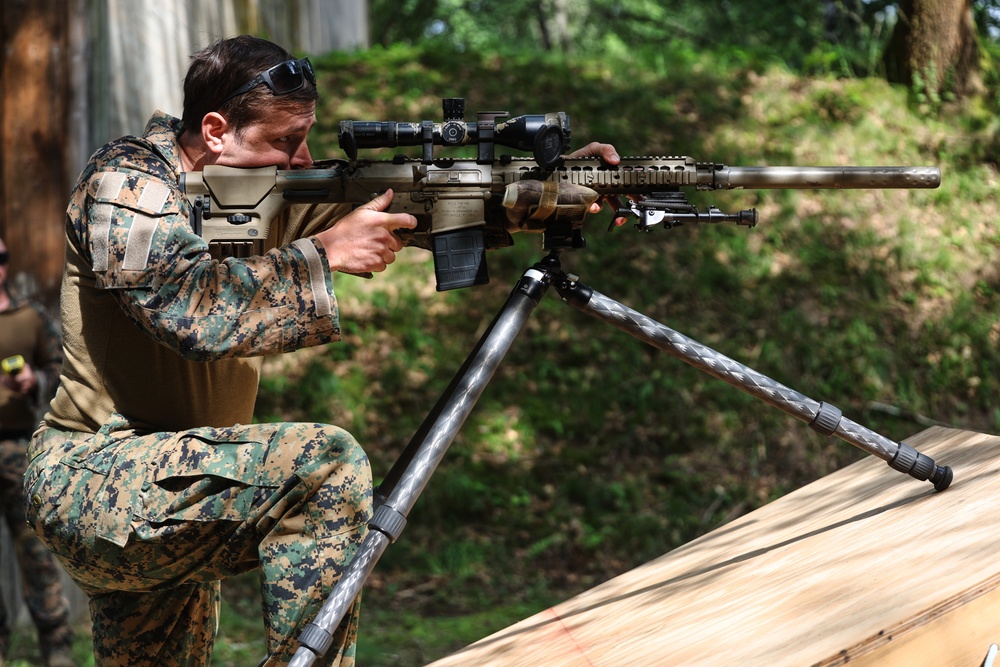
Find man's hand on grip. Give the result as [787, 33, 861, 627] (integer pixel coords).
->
[316, 189, 417, 275]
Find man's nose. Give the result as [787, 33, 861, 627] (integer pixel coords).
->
[291, 142, 313, 169]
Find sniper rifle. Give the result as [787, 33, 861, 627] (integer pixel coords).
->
[179, 98, 941, 292]
[181, 100, 951, 666]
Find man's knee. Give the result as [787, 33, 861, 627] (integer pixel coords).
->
[274, 423, 370, 485]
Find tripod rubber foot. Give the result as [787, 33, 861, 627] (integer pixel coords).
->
[889, 442, 953, 491]
[930, 465, 953, 492]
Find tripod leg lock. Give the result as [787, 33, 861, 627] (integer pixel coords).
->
[809, 402, 843, 436]
[297, 622, 334, 656]
[889, 442, 954, 491]
[369, 504, 408, 542]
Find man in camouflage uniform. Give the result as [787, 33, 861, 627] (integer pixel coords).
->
[23, 35, 419, 667]
[24, 34, 619, 667]
[0, 236, 74, 667]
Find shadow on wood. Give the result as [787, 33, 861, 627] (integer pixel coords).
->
[426, 426, 1000, 667]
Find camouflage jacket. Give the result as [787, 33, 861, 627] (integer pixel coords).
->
[47, 112, 352, 433]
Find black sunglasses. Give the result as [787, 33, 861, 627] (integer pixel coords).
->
[221, 58, 316, 105]
[0, 252, 8, 266]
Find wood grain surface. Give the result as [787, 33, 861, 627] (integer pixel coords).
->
[426, 427, 1000, 667]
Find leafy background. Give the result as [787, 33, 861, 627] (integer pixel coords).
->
[266, 42, 998, 666]
[9, 1, 1000, 664]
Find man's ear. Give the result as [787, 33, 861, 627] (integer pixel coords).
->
[201, 112, 230, 156]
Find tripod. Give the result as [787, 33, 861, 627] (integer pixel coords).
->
[288, 244, 953, 666]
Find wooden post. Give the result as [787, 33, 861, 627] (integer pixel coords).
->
[0, 0, 76, 309]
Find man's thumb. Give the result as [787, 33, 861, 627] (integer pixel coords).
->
[361, 188, 394, 211]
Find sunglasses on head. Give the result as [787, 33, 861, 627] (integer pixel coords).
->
[221, 58, 316, 105]
[0, 252, 8, 266]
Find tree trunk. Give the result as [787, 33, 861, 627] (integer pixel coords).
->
[0, 0, 78, 308]
[884, 0, 981, 99]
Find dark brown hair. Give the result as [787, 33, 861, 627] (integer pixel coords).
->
[181, 35, 318, 137]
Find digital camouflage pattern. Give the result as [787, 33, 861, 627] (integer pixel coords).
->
[27, 419, 370, 666]
[49, 111, 348, 434]
[29, 112, 371, 666]
[0, 437, 73, 666]
[0, 291, 74, 667]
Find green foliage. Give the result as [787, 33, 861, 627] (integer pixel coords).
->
[357, 599, 548, 665]
[370, 0, 1000, 111]
[37, 6, 1000, 664]
[223, 37, 1000, 665]
[371, 0, 678, 55]
[367, 0, 952, 79]
[912, 61, 960, 116]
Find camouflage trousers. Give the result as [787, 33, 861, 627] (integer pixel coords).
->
[0, 434, 74, 662]
[24, 414, 372, 667]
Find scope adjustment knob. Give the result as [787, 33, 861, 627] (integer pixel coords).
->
[441, 120, 467, 145]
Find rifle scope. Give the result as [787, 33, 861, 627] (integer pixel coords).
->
[338, 98, 571, 169]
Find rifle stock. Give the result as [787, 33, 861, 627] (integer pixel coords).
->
[180, 156, 941, 290]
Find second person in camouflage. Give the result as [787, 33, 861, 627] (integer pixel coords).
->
[0, 236, 74, 667]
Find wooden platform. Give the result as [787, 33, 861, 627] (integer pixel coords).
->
[426, 426, 1000, 667]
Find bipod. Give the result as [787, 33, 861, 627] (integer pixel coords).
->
[288, 251, 952, 666]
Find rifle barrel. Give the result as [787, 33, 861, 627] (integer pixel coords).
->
[716, 166, 941, 190]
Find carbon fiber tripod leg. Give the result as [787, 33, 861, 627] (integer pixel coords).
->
[554, 274, 952, 491]
[288, 263, 555, 666]
[290, 256, 953, 665]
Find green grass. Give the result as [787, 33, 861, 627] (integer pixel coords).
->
[39, 41, 1000, 666]
[4, 620, 95, 667]
[356, 599, 549, 665]
[250, 46, 1000, 665]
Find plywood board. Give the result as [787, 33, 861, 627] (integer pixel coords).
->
[426, 427, 1000, 667]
